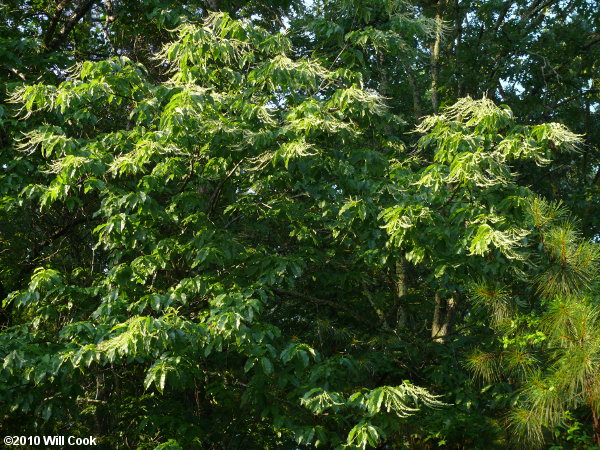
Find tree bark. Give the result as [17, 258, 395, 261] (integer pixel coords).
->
[0, 280, 11, 329]
[45, 0, 98, 51]
[454, 0, 464, 97]
[406, 67, 423, 118]
[206, 0, 222, 11]
[592, 409, 600, 447]
[430, 2, 445, 114]
[93, 371, 109, 435]
[44, 0, 72, 48]
[395, 258, 407, 329]
[431, 293, 456, 342]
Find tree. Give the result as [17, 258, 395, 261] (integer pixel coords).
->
[300, 0, 600, 237]
[467, 197, 600, 446]
[1, 2, 598, 449]
[2, 13, 443, 448]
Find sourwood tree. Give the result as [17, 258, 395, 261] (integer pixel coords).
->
[0, 1, 598, 449]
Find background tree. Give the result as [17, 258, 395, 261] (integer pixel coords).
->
[298, 0, 599, 235]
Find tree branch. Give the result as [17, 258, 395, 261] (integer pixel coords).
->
[44, 0, 71, 48]
[272, 288, 373, 326]
[45, 0, 98, 51]
[207, 158, 243, 218]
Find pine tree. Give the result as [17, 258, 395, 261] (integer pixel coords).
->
[468, 197, 600, 446]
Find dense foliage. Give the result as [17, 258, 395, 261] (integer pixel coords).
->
[0, 0, 598, 448]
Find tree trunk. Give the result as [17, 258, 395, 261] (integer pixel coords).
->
[206, 0, 221, 11]
[0, 280, 10, 329]
[454, 0, 464, 97]
[395, 258, 407, 329]
[592, 409, 600, 447]
[406, 67, 423, 118]
[431, 293, 456, 342]
[430, 3, 444, 114]
[93, 371, 109, 435]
